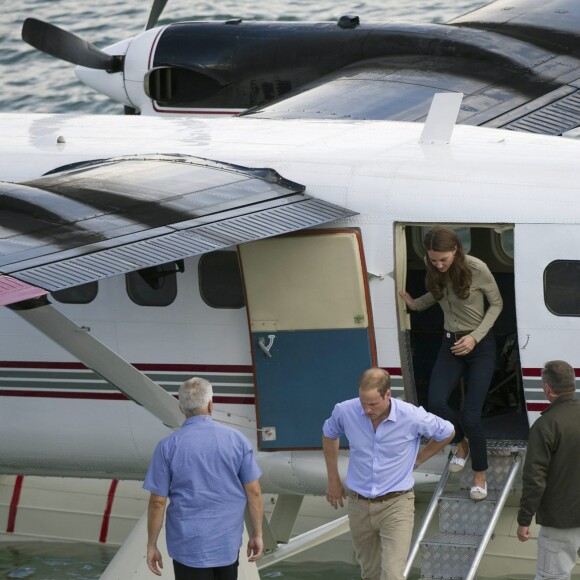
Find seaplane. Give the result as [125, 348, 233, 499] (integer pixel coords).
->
[2, 0, 580, 579]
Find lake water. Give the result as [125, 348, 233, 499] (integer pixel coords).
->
[1, 541, 361, 579]
[0, 0, 491, 578]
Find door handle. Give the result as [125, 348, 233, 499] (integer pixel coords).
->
[258, 335, 276, 358]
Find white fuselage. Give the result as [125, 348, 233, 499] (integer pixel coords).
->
[1, 113, 578, 494]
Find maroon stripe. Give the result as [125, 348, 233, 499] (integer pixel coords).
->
[0, 390, 129, 400]
[0, 390, 254, 405]
[99, 480, 119, 543]
[134, 363, 253, 373]
[0, 361, 87, 369]
[522, 367, 580, 377]
[6, 475, 24, 533]
[527, 402, 549, 412]
[2, 362, 576, 377]
[0, 361, 253, 373]
[521, 368, 543, 377]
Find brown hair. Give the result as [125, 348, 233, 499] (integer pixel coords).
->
[359, 368, 390, 398]
[423, 227, 472, 301]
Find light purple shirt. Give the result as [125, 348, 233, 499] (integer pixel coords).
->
[143, 415, 262, 568]
[323, 397, 453, 497]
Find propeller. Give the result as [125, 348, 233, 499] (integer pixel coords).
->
[146, 0, 169, 30]
[21, 1, 171, 113]
[21, 18, 123, 73]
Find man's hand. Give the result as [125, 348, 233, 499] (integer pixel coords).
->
[247, 535, 264, 562]
[322, 435, 346, 509]
[326, 479, 346, 509]
[147, 544, 164, 576]
[517, 525, 531, 542]
[146, 493, 167, 576]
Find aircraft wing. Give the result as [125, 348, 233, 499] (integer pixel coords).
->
[245, 0, 580, 135]
[0, 154, 356, 306]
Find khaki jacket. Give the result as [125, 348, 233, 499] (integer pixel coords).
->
[413, 255, 503, 344]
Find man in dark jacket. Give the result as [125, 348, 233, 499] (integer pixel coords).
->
[517, 360, 580, 579]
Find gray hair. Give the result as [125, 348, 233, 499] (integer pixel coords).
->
[178, 377, 213, 416]
[542, 360, 576, 395]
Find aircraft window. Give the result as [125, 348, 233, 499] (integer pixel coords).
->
[126, 262, 182, 307]
[199, 251, 245, 309]
[500, 230, 514, 259]
[544, 260, 580, 316]
[52, 282, 98, 304]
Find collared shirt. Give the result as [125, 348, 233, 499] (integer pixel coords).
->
[323, 397, 453, 497]
[143, 415, 262, 568]
[413, 255, 503, 344]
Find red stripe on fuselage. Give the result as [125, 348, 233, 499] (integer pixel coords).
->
[0, 361, 253, 373]
[526, 402, 549, 412]
[99, 479, 119, 543]
[6, 475, 24, 533]
[0, 390, 254, 405]
[522, 367, 580, 377]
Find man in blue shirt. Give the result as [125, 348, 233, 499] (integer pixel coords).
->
[323, 367, 454, 580]
[144, 377, 263, 579]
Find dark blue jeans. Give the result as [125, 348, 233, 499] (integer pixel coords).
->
[427, 332, 496, 472]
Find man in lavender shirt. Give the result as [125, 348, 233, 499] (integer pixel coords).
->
[144, 377, 263, 579]
[323, 367, 454, 580]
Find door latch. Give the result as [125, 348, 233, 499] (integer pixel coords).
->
[258, 335, 276, 358]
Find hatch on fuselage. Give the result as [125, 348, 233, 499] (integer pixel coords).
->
[240, 229, 376, 450]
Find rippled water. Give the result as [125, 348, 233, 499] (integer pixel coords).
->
[0, 544, 418, 579]
[0, 541, 116, 579]
[0, 0, 489, 578]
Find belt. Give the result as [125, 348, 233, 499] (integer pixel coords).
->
[352, 489, 413, 503]
[445, 330, 474, 341]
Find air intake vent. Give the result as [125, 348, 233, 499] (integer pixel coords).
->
[503, 90, 580, 135]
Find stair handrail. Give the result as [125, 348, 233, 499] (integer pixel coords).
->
[464, 452, 523, 580]
[403, 452, 453, 578]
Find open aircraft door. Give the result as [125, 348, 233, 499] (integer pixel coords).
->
[239, 230, 376, 450]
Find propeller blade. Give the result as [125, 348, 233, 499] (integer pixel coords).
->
[146, 0, 169, 30]
[22, 18, 122, 73]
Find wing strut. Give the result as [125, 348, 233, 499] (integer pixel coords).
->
[10, 299, 183, 429]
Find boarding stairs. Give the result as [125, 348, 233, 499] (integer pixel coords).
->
[405, 441, 526, 580]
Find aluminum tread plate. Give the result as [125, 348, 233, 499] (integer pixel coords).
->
[421, 532, 481, 579]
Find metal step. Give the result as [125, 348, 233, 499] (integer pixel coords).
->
[438, 490, 497, 535]
[421, 531, 481, 579]
[410, 450, 524, 580]
[457, 453, 518, 492]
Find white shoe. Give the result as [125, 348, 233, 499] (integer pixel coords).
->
[470, 483, 487, 501]
[449, 449, 469, 473]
